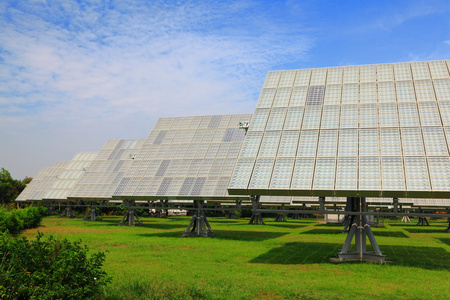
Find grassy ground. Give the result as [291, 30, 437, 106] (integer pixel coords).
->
[20, 214, 450, 299]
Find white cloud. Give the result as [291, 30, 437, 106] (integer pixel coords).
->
[0, 0, 313, 178]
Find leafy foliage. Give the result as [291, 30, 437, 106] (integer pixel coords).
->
[0, 206, 47, 234]
[0, 168, 30, 205]
[0, 232, 111, 299]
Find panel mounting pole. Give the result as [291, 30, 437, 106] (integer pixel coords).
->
[274, 204, 287, 222]
[59, 201, 75, 218]
[248, 195, 265, 225]
[445, 209, 450, 233]
[183, 200, 215, 237]
[118, 200, 142, 226]
[227, 200, 241, 219]
[332, 197, 386, 263]
[83, 202, 102, 221]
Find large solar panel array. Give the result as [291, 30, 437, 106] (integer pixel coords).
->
[228, 60, 450, 199]
[67, 139, 144, 200]
[112, 114, 252, 201]
[42, 152, 98, 200]
[16, 161, 69, 201]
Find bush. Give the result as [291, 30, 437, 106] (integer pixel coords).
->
[0, 232, 111, 299]
[0, 206, 47, 234]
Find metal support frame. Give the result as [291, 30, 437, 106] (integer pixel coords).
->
[291, 213, 301, 219]
[274, 205, 287, 222]
[416, 216, 430, 226]
[59, 202, 75, 218]
[183, 200, 215, 237]
[446, 209, 450, 233]
[401, 215, 411, 222]
[83, 202, 102, 221]
[44, 201, 57, 215]
[248, 196, 265, 225]
[334, 197, 386, 263]
[152, 200, 168, 218]
[227, 200, 241, 219]
[227, 211, 238, 219]
[118, 200, 142, 226]
[342, 198, 354, 233]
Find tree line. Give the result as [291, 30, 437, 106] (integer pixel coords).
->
[0, 168, 31, 205]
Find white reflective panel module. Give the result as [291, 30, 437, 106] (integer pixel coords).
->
[228, 60, 450, 199]
[335, 158, 357, 190]
[312, 158, 336, 190]
[404, 157, 431, 191]
[359, 158, 380, 190]
[114, 114, 252, 201]
[269, 158, 295, 189]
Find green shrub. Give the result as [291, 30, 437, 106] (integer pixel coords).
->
[0, 232, 111, 299]
[0, 206, 47, 234]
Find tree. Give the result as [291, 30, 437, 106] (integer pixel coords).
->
[0, 168, 26, 205]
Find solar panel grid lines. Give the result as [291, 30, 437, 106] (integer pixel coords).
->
[15, 161, 71, 201]
[112, 114, 252, 201]
[64, 140, 142, 200]
[228, 59, 450, 199]
[41, 152, 98, 200]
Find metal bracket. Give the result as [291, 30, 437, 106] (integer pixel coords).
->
[118, 200, 142, 226]
[333, 197, 386, 263]
[183, 200, 215, 237]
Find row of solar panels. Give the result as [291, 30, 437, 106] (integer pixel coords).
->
[16, 60, 450, 207]
[15, 114, 449, 208]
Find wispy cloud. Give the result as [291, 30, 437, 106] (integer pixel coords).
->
[0, 0, 312, 178]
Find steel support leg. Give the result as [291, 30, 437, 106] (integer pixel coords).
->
[275, 205, 287, 222]
[183, 200, 215, 237]
[83, 203, 102, 221]
[291, 213, 301, 219]
[248, 196, 265, 225]
[416, 216, 430, 226]
[227, 211, 238, 219]
[118, 200, 142, 226]
[401, 215, 411, 223]
[60, 203, 75, 218]
[334, 197, 386, 263]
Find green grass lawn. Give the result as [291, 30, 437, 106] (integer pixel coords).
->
[20, 214, 450, 299]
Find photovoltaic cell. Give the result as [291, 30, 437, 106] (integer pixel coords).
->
[229, 59, 450, 199]
[113, 114, 252, 200]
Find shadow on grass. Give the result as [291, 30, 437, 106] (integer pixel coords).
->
[138, 230, 289, 241]
[213, 230, 289, 241]
[388, 223, 414, 227]
[265, 223, 307, 229]
[303, 228, 409, 238]
[250, 242, 341, 264]
[404, 228, 449, 234]
[302, 229, 344, 235]
[382, 244, 450, 271]
[437, 238, 450, 246]
[250, 242, 450, 270]
[209, 220, 242, 224]
[315, 223, 345, 227]
[372, 231, 409, 238]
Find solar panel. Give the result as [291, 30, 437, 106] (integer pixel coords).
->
[42, 152, 98, 200]
[113, 114, 252, 201]
[15, 161, 70, 201]
[67, 139, 144, 200]
[228, 60, 450, 199]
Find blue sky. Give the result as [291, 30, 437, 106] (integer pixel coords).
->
[1, 0, 449, 179]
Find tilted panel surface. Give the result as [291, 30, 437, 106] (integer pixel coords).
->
[15, 161, 70, 201]
[67, 139, 144, 200]
[42, 152, 98, 200]
[114, 114, 252, 200]
[229, 60, 450, 199]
